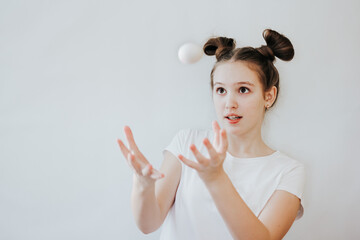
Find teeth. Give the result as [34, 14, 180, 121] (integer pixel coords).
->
[228, 116, 240, 120]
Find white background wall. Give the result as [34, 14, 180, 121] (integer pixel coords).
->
[1, 0, 359, 239]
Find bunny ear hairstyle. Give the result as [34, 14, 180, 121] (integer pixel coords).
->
[260, 29, 295, 61]
[257, 45, 275, 61]
[203, 37, 236, 61]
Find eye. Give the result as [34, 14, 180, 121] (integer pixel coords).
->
[239, 87, 250, 94]
[215, 87, 226, 94]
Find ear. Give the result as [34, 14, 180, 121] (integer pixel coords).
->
[265, 86, 277, 106]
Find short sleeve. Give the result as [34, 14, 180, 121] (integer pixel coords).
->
[276, 163, 306, 220]
[162, 129, 186, 162]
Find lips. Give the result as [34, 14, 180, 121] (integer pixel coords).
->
[225, 116, 242, 124]
[224, 114, 242, 120]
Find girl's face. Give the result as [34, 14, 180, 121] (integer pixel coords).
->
[212, 61, 272, 136]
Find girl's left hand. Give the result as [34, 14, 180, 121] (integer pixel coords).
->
[178, 120, 229, 183]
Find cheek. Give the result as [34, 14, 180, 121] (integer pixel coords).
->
[213, 98, 225, 114]
[240, 97, 263, 114]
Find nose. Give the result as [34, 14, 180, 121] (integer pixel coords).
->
[225, 93, 238, 109]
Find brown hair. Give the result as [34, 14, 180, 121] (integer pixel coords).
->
[203, 29, 294, 111]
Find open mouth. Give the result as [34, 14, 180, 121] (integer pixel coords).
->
[225, 116, 242, 120]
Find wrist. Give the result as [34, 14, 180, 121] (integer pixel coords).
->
[133, 173, 155, 193]
[203, 168, 227, 186]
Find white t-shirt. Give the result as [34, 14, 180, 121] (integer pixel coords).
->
[159, 129, 306, 240]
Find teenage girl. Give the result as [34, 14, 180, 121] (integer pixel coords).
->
[117, 29, 305, 240]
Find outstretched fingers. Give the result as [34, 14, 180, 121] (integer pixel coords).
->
[117, 134, 145, 174]
[190, 144, 209, 165]
[219, 129, 228, 153]
[128, 151, 158, 177]
[178, 154, 201, 171]
[124, 126, 141, 153]
[117, 138, 131, 164]
[212, 120, 221, 148]
[127, 152, 142, 174]
[203, 137, 219, 163]
[117, 126, 164, 180]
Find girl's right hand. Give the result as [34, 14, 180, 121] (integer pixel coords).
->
[117, 126, 165, 186]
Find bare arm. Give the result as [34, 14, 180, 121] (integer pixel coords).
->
[204, 170, 271, 240]
[130, 174, 161, 234]
[204, 171, 300, 240]
[258, 190, 301, 240]
[178, 121, 300, 240]
[130, 151, 181, 234]
[117, 126, 181, 234]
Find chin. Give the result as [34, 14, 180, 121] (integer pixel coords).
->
[222, 122, 241, 131]
[225, 126, 242, 132]
[218, 118, 244, 131]
[221, 120, 245, 131]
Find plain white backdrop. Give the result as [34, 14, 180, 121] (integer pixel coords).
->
[1, 0, 359, 239]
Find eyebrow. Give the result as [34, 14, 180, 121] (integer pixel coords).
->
[214, 81, 255, 86]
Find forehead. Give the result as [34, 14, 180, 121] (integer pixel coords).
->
[213, 61, 259, 87]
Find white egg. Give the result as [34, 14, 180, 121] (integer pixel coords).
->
[178, 42, 203, 64]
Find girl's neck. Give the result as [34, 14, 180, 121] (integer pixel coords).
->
[226, 131, 274, 158]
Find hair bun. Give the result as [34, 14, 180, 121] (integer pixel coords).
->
[203, 37, 236, 61]
[260, 29, 295, 62]
[257, 45, 275, 61]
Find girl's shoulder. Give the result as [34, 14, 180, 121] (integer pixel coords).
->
[275, 151, 306, 170]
